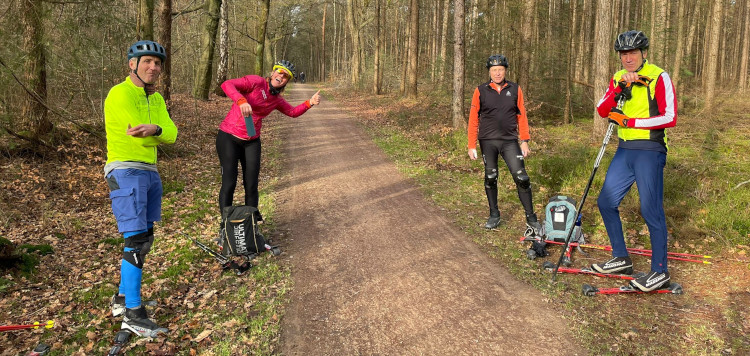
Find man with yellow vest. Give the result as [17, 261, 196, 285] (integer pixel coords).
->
[104, 40, 177, 337]
[591, 31, 677, 292]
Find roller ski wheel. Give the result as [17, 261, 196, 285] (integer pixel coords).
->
[561, 256, 572, 267]
[582, 282, 683, 296]
[107, 330, 132, 356]
[526, 249, 538, 260]
[264, 244, 281, 256]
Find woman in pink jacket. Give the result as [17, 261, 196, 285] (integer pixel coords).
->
[217, 60, 321, 222]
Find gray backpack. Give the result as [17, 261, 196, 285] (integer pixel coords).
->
[544, 195, 581, 242]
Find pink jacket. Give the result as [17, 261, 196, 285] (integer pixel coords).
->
[219, 75, 311, 140]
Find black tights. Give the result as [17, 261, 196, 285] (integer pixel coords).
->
[479, 139, 534, 217]
[216, 130, 261, 213]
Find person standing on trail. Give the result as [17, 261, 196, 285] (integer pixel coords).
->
[591, 30, 677, 292]
[217, 60, 321, 221]
[467, 54, 543, 236]
[104, 40, 176, 337]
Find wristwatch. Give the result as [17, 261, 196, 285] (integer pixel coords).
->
[153, 125, 163, 137]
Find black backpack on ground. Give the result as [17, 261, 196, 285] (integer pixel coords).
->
[220, 206, 266, 256]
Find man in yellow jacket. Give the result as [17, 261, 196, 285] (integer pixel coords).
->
[104, 40, 177, 337]
[592, 31, 677, 292]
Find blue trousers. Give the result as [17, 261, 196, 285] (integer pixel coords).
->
[597, 148, 668, 273]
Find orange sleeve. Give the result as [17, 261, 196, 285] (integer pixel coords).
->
[516, 86, 530, 141]
[467, 88, 481, 149]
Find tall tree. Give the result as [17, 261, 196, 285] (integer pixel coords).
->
[255, 0, 270, 75]
[650, 0, 667, 65]
[704, 0, 722, 109]
[438, 0, 451, 81]
[406, 0, 418, 98]
[518, 0, 535, 91]
[564, 0, 579, 125]
[214, 0, 229, 97]
[346, 0, 363, 84]
[740, 1, 750, 92]
[158, 0, 173, 103]
[192, 0, 221, 100]
[373, 0, 382, 94]
[592, 0, 613, 137]
[137, 0, 155, 40]
[452, 0, 466, 129]
[321, 1, 328, 81]
[21, 0, 50, 137]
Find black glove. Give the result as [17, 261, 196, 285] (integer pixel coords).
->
[614, 80, 632, 102]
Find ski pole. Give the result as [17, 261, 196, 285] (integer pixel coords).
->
[551, 121, 617, 281]
[0, 320, 54, 332]
[538, 239, 712, 264]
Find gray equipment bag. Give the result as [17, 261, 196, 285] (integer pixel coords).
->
[544, 195, 581, 242]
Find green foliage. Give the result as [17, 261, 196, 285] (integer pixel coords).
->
[19, 243, 54, 255]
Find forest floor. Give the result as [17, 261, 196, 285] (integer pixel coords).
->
[0, 83, 748, 355]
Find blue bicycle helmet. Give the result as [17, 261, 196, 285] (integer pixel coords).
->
[128, 40, 167, 61]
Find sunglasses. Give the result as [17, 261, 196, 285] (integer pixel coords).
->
[275, 69, 290, 78]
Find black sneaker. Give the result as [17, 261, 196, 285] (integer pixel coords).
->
[122, 306, 168, 338]
[591, 256, 633, 274]
[485, 214, 501, 229]
[254, 211, 264, 225]
[630, 271, 670, 292]
[110, 294, 125, 317]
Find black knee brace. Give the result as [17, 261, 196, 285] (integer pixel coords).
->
[513, 171, 531, 190]
[123, 230, 154, 269]
[484, 168, 498, 189]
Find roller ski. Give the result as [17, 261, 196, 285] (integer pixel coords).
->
[542, 261, 644, 280]
[107, 330, 132, 356]
[582, 281, 683, 296]
[191, 237, 253, 276]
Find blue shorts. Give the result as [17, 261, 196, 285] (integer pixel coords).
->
[106, 169, 162, 233]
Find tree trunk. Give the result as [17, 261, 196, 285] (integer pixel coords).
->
[740, 0, 750, 92]
[255, 0, 270, 75]
[192, 0, 221, 100]
[519, 0, 535, 92]
[439, 0, 451, 81]
[651, 0, 667, 65]
[406, 0, 419, 99]
[452, 0, 466, 130]
[213, 0, 228, 97]
[137, 0, 155, 40]
[346, 0, 362, 84]
[373, 0, 382, 94]
[21, 0, 50, 137]
[704, 0, 722, 110]
[321, 1, 327, 81]
[158, 0, 173, 103]
[592, 0, 613, 138]
[671, 0, 685, 92]
[564, 0, 579, 125]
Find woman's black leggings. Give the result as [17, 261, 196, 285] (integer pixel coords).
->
[479, 139, 534, 217]
[216, 130, 261, 213]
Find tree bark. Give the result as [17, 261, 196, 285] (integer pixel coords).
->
[255, 0, 270, 75]
[321, 1, 327, 81]
[373, 0, 382, 94]
[592, 0, 612, 138]
[21, 0, 50, 137]
[671, 0, 685, 93]
[704, 0, 722, 110]
[564, 0, 579, 125]
[650, 0, 667, 65]
[346, 0, 362, 84]
[740, 0, 750, 92]
[452, 0, 466, 130]
[158, 0, 173, 103]
[439, 0, 451, 81]
[214, 0, 228, 97]
[519, 0, 535, 92]
[192, 0, 221, 100]
[406, 0, 419, 98]
[138, 0, 155, 40]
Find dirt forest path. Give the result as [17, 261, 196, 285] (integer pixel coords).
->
[274, 85, 585, 355]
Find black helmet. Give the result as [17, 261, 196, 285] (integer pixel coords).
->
[614, 30, 649, 52]
[486, 54, 509, 69]
[128, 40, 167, 61]
[273, 60, 296, 80]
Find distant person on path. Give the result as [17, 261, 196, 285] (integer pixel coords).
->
[217, 60, 321, 222]
[592, 30, 677, 292]
[300, 71, 306, 83]
[467, 54, 542, 236]
[104, 40, 177, 337]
